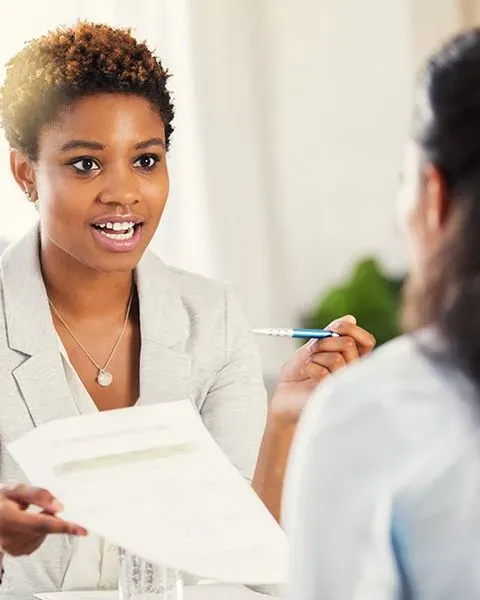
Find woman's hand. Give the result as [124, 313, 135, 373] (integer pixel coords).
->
[0, 484, 87, 556]
[268, 315, 376, 428]
[252, 315, 376, 521]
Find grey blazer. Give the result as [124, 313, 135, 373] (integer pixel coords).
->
[0, 226, 267, 599]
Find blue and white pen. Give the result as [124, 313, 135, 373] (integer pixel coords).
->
[251, 328, 339, 340]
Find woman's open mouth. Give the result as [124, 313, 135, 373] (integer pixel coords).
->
[90, 220, 144, 252]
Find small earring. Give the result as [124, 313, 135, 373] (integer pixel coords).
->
[25, 189, 39, 212]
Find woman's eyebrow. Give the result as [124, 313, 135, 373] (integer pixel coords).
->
[134, 137, 165, 150]
[57, 137, 166, 153]
[58, 139, 105, 152]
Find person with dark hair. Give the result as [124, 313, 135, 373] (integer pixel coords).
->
[284, 27, 480, 600]
[0, 21, 375, 597]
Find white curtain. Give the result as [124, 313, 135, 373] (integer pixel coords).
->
[0, 1, 477, 377]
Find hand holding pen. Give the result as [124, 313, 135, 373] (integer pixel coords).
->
[256, 315, 377, 427]
[251, 314, 377, 521]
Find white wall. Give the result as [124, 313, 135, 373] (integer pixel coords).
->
[458, 0, 480, 32]
[262, 0, 412, 318]
[409, 0, 464, 69]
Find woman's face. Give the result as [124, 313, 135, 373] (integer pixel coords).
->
[12, 93, 169, 273]
[397, 140, 454, 329]
[397, 141, 446, 279]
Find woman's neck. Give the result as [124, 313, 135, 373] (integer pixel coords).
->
[40, 243, 134, 321]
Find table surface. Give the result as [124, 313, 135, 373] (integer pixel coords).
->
[34, 583, 281, 599]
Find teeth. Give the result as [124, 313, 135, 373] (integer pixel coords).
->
[98, 226, 135, 241]
[95, 221, 136, 231]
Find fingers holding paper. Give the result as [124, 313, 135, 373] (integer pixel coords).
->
[0, 484, 87, 556]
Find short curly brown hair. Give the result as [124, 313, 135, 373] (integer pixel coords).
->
[0, 21, 175, 160]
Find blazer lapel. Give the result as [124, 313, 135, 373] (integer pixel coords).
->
[12, 349, 79, 427]
[135, 250, 193, 406]
[2, 226, 77, 427]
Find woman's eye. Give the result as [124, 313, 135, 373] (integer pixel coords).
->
[71, 158, 100, 172]
[134, 154, 159, 169]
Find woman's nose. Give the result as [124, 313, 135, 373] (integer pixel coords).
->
[98, 169, 141, 207]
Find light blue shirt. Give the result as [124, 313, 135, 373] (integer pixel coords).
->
[283, 330, 480, 600]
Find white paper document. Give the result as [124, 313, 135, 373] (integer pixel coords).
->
[8, 400, 287, 584]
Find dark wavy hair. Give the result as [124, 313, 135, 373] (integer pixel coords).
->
[405, 28, 480, 385]
[0, 21, 175, 161]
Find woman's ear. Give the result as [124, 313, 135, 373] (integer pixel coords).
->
[10, 150, 37, 202]
[423, 163, 450, 233]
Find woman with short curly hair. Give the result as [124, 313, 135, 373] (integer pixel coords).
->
[0, 21, 374, 597]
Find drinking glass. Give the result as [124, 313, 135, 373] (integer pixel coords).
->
[118, 547, 184, 600]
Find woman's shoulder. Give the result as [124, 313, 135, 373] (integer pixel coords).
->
[0, 269, 21, 367]
[167, 264, 231, 298]
[140, 250, 230, 298]
[141, 251, 243, 321]
[0, 269, 8, 325]
[138, 252, 251, 352]
[166, 265, 249, 334]
[315, 330, 468, 402]
[304, 330, 480, 452]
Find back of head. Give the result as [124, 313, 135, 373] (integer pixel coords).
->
[410, 28, 480, 385]
[0, 21, 175, 161]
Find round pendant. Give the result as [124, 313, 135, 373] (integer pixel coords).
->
[97, 370, 113, 387]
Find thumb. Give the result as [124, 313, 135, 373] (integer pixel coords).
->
[327, 314, 357, 328]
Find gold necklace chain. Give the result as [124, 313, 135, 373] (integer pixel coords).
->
[48, 288, 134, 387]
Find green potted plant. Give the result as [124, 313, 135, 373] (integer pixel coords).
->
[302, 258, 405, 347]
